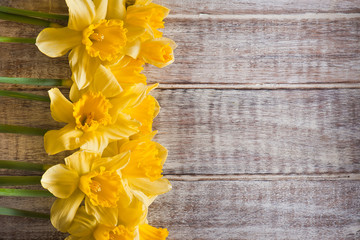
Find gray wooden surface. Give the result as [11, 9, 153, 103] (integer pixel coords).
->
[0, 0, 359, 239]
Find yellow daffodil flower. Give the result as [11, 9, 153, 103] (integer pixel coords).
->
[125, 94, 160, 137]
[36, 0, 175, 89]
[102, 132, 171, 207]
[41, 150, 131, 232]
[126, 2, 170, 39]
[139, 37, 176, 68]
[110, 56, 147, 88]
[44, 65, 155, 155]
[66, 205, 168, 240]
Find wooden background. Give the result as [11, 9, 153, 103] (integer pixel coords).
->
[0, 0, 360, 239]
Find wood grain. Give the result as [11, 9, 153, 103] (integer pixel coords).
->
[1, 0, 360, 15]
[0, 181, 359, 240]
[0, 89, 359, 175]
[1, 17, 359, 84]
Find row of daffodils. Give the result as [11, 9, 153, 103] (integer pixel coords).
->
[36, 0, 175, 239]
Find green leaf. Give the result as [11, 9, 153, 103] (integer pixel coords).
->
[0, 176, 42, 186]
[0, 124, 47, 136]
[0, 188, 53, 197]
[0, 207, 49, 218]
[0, 160, 50, 172]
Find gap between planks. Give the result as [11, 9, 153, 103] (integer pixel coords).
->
[2, 83, 360, 91]
[157, 83, 360, 90]
[167, 12, 360, 20]
[164, 173, 360, 181]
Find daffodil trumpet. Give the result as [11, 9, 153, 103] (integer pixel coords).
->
[0, 90, 50, 102]
[0, 160, 50, 172]
[0, 188, 53, 197]
[0, 11, 62, 27]
[0, 176, 42, 186]
[0, 36, 35, 44]
[0, 206, 49, 219]
[0, 6, 69, 20]
[0, 124, 47, 135]
[0, 76, 71, 86]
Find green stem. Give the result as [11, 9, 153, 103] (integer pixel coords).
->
[0, 160, 50, 172]
[0, 36, 35, 44]
[0, 90, 50, 102]
[0, 124, 47, 136]
[0, 207, 49, 218]
[0, 6, 68, 20]
[0, 12, 62, 27]
[0, 176, 42, 186]
[0, 188, 53, 197]
[0, 76, 71, 86]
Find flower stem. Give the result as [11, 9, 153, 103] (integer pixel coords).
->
[0, 36, 35, 44]
[0, 207, 49, 218]
[0, 90, 50, 102]
[0, 188, 53, 197]
[0, 160, 50, 172]
[0, 76, 71, 86]
[0, 176, 42, 186]
[0, 124, 47, 136]
[0, 6, 68, 21]
[0, 12, 62, 27]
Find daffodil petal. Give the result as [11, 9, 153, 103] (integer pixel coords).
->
[68, 207, 97, 238]
[110, 83, 149, 113]
[107, 0, 126, 20]
[126, 26, 146, 42]
[51, 189, 85, 232]
[131, 189, 153, 207]
[93, 0, 108, 23]
[69, 45, 99, 90]
[103, 113, 140, 140]
[48, 88, 74, 123]
[69, 83, 81, 102]
[135, 0, 153, 5]
[102, 139, 127, 157]
[91, 65, 122, 99]
[155, 141, 168, 165]
[44, 124, 83, 155]
[36, 27, 81, 57]
[65, 151, 97, 175]
[41, 164, 79, 198]
[85, 198, 118, 226]
[66, 0, 95, 31]
[92, 151, 130, 171]
[124, 39, 141, 59]
[117, 196, 147, 228]
[80, 131, 109, 153]
[139, 224, 169, 240]
[129, 178, 172, 196]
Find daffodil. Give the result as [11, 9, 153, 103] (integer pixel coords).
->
[36, 0, 175, 90]
[125, 94, 160, 137]
[110, 56, 147, 88]
[103, 132, 171, 207]
[41, 150, 131, 232]
[66, 205, 168, 240]
[44, 65, 154, 155]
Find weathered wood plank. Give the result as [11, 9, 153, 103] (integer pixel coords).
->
[0, 89, 359, 174]
[1, 0, 360, 15]
[1, 17, 359, 84]
[0, 181, 359, 240]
